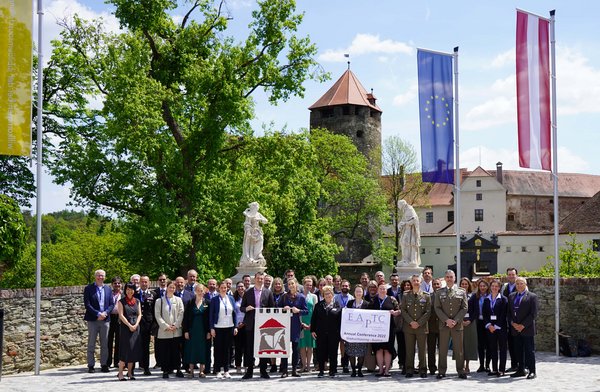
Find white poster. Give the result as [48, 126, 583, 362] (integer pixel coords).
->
[340, 308, 390, 343]
[254, 308, 292, 358]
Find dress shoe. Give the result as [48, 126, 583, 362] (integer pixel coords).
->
[429, 370, 436, 375]
[351, 370, 357, 377]
[242, 372, 253, 379]
[175, 370, 184, 378]
[291, 370, 300, 377]
[87, 367, 95, 373]
[118, 376, 127, 381]
[143, 368, 151, 376]
[458, 373, 467, 379]
[506, 366, 518, 372]
[329, 373, 337, 378]
[101, 365, 110, 373]
[488, 371, 499, 376]
[343, 367, 350, 374]
[527, 372, 537, 379]
[510, 370, 527, 378]
[420, 373, 427, 378]
[162, 372, 169, 379]
[281, 372, 288, 378]
[128, 375, 136, 380]
[405, 373, 413, 378]
[357, 370, 364, 377]
[476, 366, 486, 373]
[317, 371, 325, 378]
[436, 373, 446, 379]
[260, 371, 270, 379]
[270, 364, 277, 373]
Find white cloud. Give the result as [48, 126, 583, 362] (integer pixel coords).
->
[392, 82, 417, 106]
[463, 96, 515, 131]
[491, 49, 514, 68]
[319, 33, 413, 62]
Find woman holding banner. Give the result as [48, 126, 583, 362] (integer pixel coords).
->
[277, 278, 308, 377]
[369, 283, 400, 377]
[311, 285, 342, 378]
[345, 285, 370, 377]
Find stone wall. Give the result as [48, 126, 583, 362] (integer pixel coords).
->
[1, 278, 598, 374]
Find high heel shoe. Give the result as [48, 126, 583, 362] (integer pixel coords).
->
[117, 374, 127, 381]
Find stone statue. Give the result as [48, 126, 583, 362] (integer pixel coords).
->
[397, 199, 421, 266]
[240, 202, 268, 266]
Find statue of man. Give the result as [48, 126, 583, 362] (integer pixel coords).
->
[398, 199, 421, 266]
[241, 202, 268, 265]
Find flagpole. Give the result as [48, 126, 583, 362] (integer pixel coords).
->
[35, 0, 44, 375]
[549, 9, 560, 357]
[453, 47, 461, 281]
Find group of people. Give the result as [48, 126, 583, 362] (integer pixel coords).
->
[83, 266, 538, 381]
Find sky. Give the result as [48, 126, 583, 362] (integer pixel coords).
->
[30, 0, 600, 212]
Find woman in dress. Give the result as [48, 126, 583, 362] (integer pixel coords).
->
[117, 282, 142, 381]
[209, 280, 238, 379]
[299, 276, 317, 372]
[277, 278, 308, 377]
[183, 284, 210, 378]
[368, 283, 400, 377]
[269, 277, 286, 373]
[311, 285, 342, 378]
[233, 281, 246, 373]
[483, 279, 508, 376]
[345, 284, 370, 377]
[457, 277, 479, 373]
[155, 280, 185, 379]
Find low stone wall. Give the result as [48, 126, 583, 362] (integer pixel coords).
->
[0, 277, 597, 374]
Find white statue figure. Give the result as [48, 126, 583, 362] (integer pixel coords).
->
[240, 202, 268, 265]
[397, 199, 421, 266]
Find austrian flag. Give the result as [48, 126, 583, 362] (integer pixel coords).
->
[516, 10, 551, 171]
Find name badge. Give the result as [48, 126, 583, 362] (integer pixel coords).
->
[464, 312, 469, 318]
[491, 315, 497, 321]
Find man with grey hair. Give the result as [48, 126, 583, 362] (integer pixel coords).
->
[401, 274, 431, 378]
[508, 277, 538, 379]
[185, 269, 198, 292]
[83, 269, 114, 373]
[434, 270, 468, 379]
[130, 274, 141, 288]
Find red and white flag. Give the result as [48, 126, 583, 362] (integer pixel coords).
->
[516, 10, 551, 171]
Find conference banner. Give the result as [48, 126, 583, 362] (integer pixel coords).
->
[254, 308, 292, 358]
[340, 308, 390, 343]
[0, 0, 32, 156]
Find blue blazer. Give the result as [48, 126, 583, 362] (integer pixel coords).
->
[482, 294, 509, 331]
[175, 290, 195, 307]
[83, 283, 114, 321]
[209, 294, 237, 330]
[277, 293, 308, 342]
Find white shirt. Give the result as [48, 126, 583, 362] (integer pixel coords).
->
[214, 296, 234, 328]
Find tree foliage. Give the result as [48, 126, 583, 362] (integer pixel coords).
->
[0, 156, 35, 208]
[41, 0, 326, 278]
[0, 195, 28, 268]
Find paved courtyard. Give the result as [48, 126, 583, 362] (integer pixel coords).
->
[1, 351, 599, 392]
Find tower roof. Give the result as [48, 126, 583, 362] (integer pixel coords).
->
[309, 69, 382, 112]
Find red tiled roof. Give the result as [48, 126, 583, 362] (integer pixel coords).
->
[309, 70, 382, 112]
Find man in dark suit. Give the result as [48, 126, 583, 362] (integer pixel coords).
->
[241, 271, 275, 379]
[83, 269, 115, 373]
[508, 277, 538, 379]
[502, 267, 519, 371]
[137, 275, 156, 375]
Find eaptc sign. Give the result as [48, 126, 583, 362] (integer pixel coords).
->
[340, 308, 390, 343]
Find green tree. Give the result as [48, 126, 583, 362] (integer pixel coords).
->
[42, 0, 326, 276]
[0, 156, 35, 208]
[381, 136, 431, 252]
[0, 195, 28, 270]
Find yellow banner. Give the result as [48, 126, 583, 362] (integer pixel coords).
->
[0, 0, 32, 156]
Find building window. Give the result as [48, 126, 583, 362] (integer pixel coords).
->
[506, 246, 511, 252]
[476, 193, 482, 201]
[539, 246, 544, 252]
[507, 213, 515, 221]
[593, 239, 600, 251]
[476, 180, 482, 187]
[426, 212, 433, 223]
[447, 210, 454, 222]
[421, 248, 426, 255]
[521, 246, 527, 252]
[474, 209, 484, 221]
[435, 248, 441, 255]
[549, 213, 554, 222]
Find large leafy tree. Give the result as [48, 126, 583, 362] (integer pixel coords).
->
[0, 195, 28, 272]
[42, 0, 325, 277]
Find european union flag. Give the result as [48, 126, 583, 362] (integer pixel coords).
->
[417, 50, 454, 184]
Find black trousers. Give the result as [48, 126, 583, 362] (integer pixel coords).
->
[486, 329, 508, 372]
[280, 341, 299, 372]
[316, 333, 339, 375]
[233, 326, 246, 367]
[514, 335, 536, 373]
[396, 330, 406, 367]
[507, 333, 518, 368]
[139, 322, 151, 370]
[214, 327, 234, 373]
[244, 329, 269, 372]
[106, 314, 120, 367]
[476, 319, 489, 367]
[427, 331, 439, 373]
[156, 337, 181, 373]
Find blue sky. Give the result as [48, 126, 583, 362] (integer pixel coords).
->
[33, 0, 600, 212]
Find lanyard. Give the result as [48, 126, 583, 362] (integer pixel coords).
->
[340, 295, 349, 307]
[220, 296, 229, 315]
[165, 296, 172, 312]
[378, 297, 386, 310]
[490, 294, 499, 314]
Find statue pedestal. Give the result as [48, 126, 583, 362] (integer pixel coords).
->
[231, 263, 267, 284]
[395, 264, 424, 281]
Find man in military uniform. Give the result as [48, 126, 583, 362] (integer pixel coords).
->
[401, 274, 431, 378]
[434, 270, 468, 379]
[137, 275, 156, 375]
[427, 277, 442, 375]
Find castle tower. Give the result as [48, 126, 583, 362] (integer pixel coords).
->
[308, 69, 382, 159]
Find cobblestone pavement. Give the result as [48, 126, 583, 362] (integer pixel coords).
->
[2, 352, 600, 392]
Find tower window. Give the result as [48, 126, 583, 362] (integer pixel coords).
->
[507, 213, 515, 221]
[426, 212, 433, 223]
[356, 130, 364, 138]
